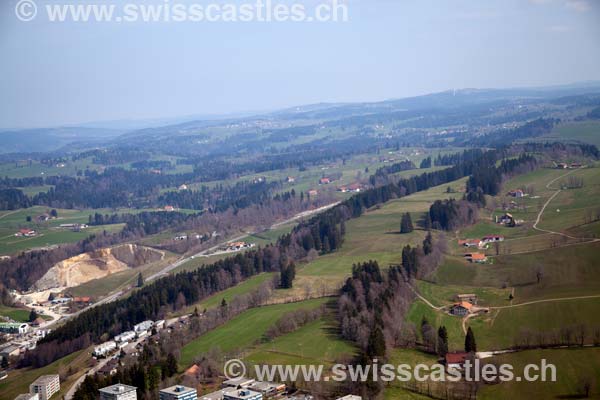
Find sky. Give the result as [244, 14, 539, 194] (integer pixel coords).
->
[1, 0, 599, 128]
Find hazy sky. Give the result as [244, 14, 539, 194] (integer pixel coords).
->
[1, 0, 599, 128]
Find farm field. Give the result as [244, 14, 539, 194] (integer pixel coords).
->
[0, 304, 31, 322]
[545, 120, 600, 147]
[245, 317, 356, 366]
[179, 298, 328, 368]
[478, 347, 600, 400]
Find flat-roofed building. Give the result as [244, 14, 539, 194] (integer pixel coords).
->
[159, 385, 197, 400]
[223, 389, 262, 400]
[99, 384, 137, 400]
[222, 377, 255, 389]
[29, 375, 60, 400]
[15, 393, 39, 400]
[198, 388, 236, 400]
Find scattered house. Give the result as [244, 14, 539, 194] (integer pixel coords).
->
[480, 235, 504, 246]
[445, 352, 469, 370]
[99, 384, 137, 400]
[496, 213, 514, 225]
[98, 360, 119, 377]
[15, 229, 36, 237]
[159, 385, 197, 400]
[73, 296, 92, 304]
[286, 176, 295, 183]
[114, 331, 136, 343]
[36, 214, 50, 222]
[450, 301, 473, 316]
[307, 189, 318, 197]
[224, 241, 255, 251]
[184, 364, 200, 377]
[556, 162, 568, 169]
[150, 169, 162, 175]
[164, 206, 175, 212]
[507, 189, 524, 198]
[93, 341, 117, 357]
[134, 320, 153, 333]
[319, 177, 331, 185]
[59, 223, 88, 231]
[456, 294, 478, 304]
[571, 162, 582, 168]
[464, 253, 488, 263]
[30, 375, 60, 400]
[338, 183, 362, 193]
[179, 184, 189, 190]
[0, 344, 21, 359]
[51, 297, 71, 305]
[458, 239, 480, 248]
[174, 234, 188, 241]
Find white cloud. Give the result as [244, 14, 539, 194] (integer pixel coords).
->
[548, 25, 572, 32]
[565, 0, 591, 12]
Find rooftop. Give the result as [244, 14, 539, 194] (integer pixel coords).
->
[160, 385, 197, 396]
[99, 384, 137, 394]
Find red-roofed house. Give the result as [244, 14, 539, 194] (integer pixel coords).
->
[15, 229, 36, 237]
[445, 352, 469, 370]
[319, 177, 331, 185]
[465, 253, 488, 263]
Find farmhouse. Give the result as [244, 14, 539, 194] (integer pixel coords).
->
[338, 183, 362, 193]
[507, 189, 524, 198]
[164, 205, 175, 212]
[179, 184, 188, 190]
[556, 162, 568, 169]
[480, 235, 504, 246]
[307, 189, 318, 197]
[319, 177, 331, 185]
[445, 352, 470, 370]
[464, 253, 487, 263]
[458, 239, 480, 248]
[15, 229, 36, 237]
[450, 301, 473, 316]
[497, 213, 514, 225]
[286, 176, 295, 183]
[456, 294, 478, 304]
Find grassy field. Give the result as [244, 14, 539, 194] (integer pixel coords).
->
[179, 298, 328, 368]
[546, 120, 600, 147]
[478, 347, 600, 400]
[0, 349, 89, 400]
[246, 317, 356, 366]
[0, 304, 31, 322]
[177, 273, 276, 315]
[468, 297, 600, 350]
